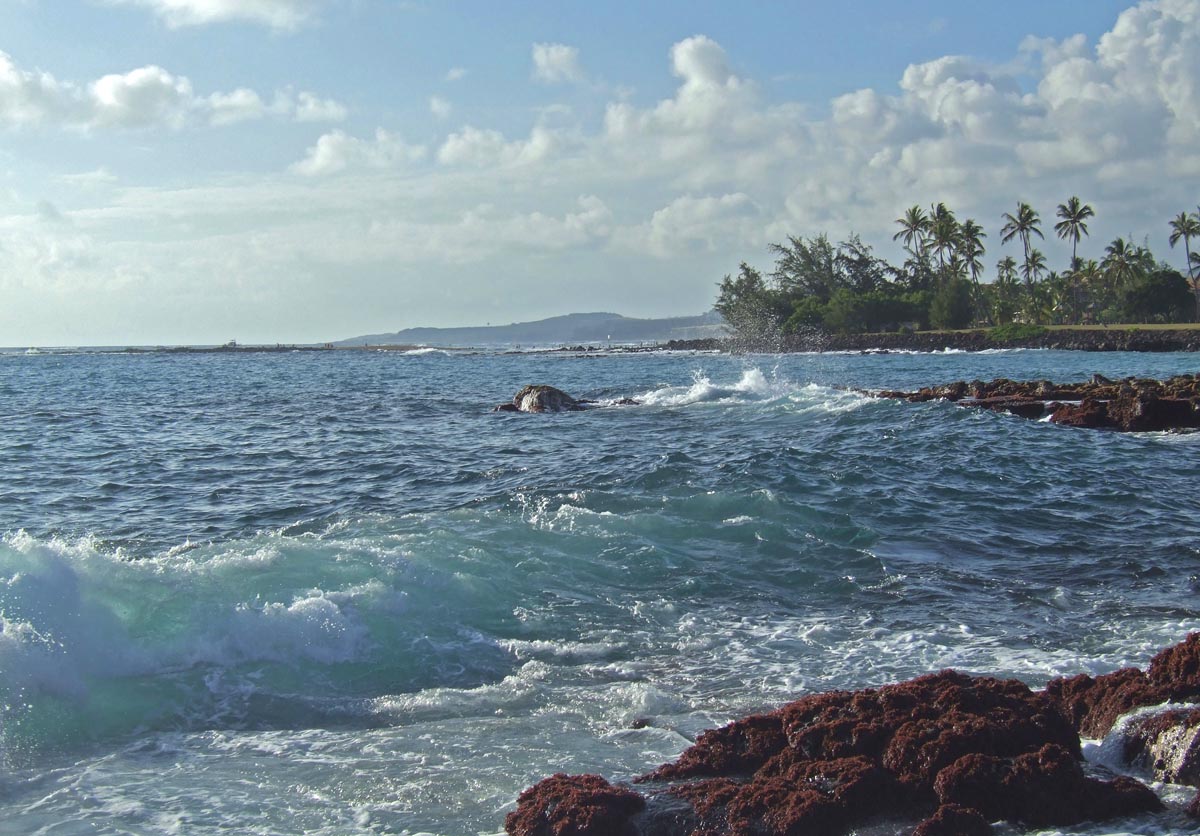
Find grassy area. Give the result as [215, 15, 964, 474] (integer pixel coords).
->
[924, 322, 1200, 334]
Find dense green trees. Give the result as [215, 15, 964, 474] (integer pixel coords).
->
[714, 198, 1200, 343]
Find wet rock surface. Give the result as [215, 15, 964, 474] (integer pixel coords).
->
[495, 385, 586, 413]
[508, 636, 1200, 835]
[872, 374, 1200, 431]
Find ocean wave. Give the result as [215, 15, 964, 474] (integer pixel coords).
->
[630, 367, 869, 414]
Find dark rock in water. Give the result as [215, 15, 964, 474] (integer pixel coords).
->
[912, 803, 993, 835]
[498, 385, 585, 413]
[1120, 708, 1200, 786]
[495, 386, 642, 413]
[505, 773, 644, 836]
[962, 396, 1047, 420]
[1107, 395, 1200, 432]
[870, 374, 1200, 432]
[1049, 398, 1112, 430]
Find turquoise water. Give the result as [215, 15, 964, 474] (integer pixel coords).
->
[1, 348, 1199, 835]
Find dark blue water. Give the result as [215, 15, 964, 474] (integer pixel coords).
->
[1, 347, 1198, 834]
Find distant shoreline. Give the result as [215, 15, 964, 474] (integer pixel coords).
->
[9, 326, 1200, 356]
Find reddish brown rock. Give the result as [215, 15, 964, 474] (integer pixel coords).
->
[505, 773, 645, 836]
[869, 374, 1200, 432]
[1148, 632, 1200, 697]
[1044, 667, 1160, 738]
[934, 743, 1161, 827]
[508, 637, 1200, 836]
[1049, 398, 1113, 429]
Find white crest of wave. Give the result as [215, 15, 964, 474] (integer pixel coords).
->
[0, 532, 406, 706]
[634, 367, 867, 414]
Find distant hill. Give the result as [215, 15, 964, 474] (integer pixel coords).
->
[336, 311, 727, 347]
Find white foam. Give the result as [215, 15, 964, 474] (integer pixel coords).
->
[635, 367, 867, 414]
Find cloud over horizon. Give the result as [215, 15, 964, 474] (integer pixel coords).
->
[0, 51, 345, 130]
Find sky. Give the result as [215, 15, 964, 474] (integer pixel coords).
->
[1, 0, 1198, 346]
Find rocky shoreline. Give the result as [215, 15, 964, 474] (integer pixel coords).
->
[872, 373, 1200, 432]
[506, 635, 1200, 836]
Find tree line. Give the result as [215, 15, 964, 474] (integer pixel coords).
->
[715, 199, 1200, 341]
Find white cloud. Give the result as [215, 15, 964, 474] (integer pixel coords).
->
[208, 88, 266, 126]
[429, 95, 452, 119]
[110, 0, 323, 31]
[294, 91, 348, 123]
[532, 43, 584, 84]
[10, 2, 1200, 345]
[436, 125, 565, 167]
[445, 67, 468, 82]
[291, 129, 427, 176]
[0, 51, 345, 130]
[616, 193, 762, 257]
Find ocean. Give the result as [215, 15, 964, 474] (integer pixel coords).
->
[1, 347, 1198, 835]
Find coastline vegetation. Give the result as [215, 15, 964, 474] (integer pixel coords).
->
[715, 200, 1200, 343]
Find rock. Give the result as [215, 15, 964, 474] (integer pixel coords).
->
[509, 638, 1200, 836]
[962, 396, 1047, 420]
[871, 375, 1200, 432]
[498, 385, 585, 413]
[933, 743, 1161, 827]
[1049, 398, 1113, 430]
[505, 773, 645, 836]
[911, 803, 993, 835]
[1148, 633, 1200, 696]
[1044, 667, 1159, 738]
[1106, 394, 1199, 432]
[1120, 708, 1200, 786]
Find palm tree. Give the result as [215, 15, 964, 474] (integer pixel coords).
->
[1169, 211, 1200, 318]
[1101, 237, 1142, 293]
[958, 218, 988, 322]
[1000, 202, 1044, 266]
[957, 218, 987, 282]
[1074, 258, 1103, 321]
[992, 256, 1020, 325]
[1054, 197, 1095, 267]
[1021, 248, 1047, 287]
[893, 205, 931, 257]
[928, 202, 959, 278]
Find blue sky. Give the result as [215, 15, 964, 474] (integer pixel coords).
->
[1, 0, 1197, 345]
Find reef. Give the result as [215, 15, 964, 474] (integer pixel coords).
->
[872, 373, 1200, 431]
[506, 635, 1200, 836]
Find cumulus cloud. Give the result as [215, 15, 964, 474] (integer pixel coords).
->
[532, 43, 585, 84]
[436, 125, 565, 167]
[0, 51, 344, 130]
[429, 95, 452, 119]
[109, 0, 323, 31]
[11, 1, 1200, 344]
[445, 67, 468, 82]
[291, 129, 427, 176]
